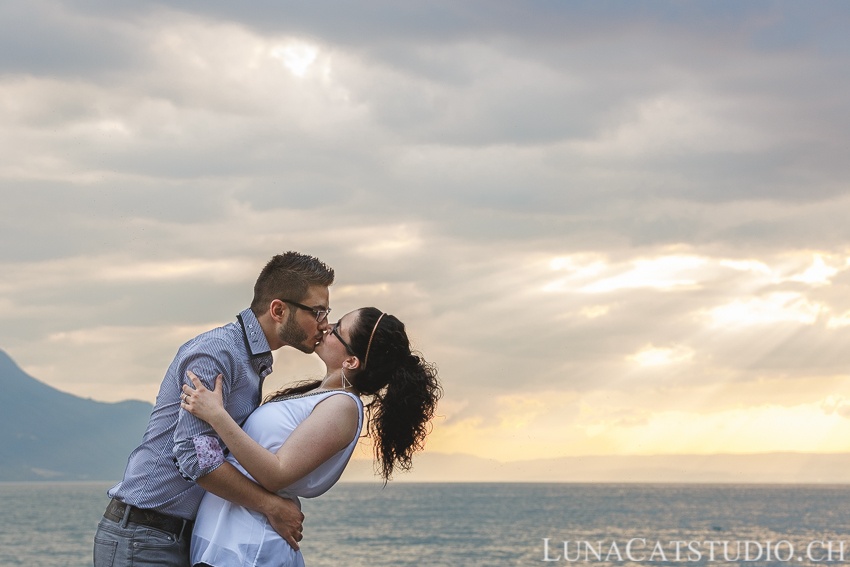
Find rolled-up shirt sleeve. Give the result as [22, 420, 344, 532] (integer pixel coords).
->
[172, 348, 234, 481]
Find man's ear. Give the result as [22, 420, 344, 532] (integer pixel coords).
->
[270, 299, 288, 323]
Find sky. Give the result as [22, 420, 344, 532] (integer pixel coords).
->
[3, 0, 850, 465]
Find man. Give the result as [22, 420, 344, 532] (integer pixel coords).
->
[93, 252, 335, 567]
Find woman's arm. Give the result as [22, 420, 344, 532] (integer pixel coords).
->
[182, 372, 359, 492]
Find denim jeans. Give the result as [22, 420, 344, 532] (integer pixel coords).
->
[93, 509, 190, 567]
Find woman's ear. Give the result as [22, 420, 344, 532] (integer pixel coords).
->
[344, 356, 361, 371]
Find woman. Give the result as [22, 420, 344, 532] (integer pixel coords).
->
[180, 307, 441, 567]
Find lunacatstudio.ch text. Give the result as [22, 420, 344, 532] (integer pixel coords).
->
[542, 538, 848, 563]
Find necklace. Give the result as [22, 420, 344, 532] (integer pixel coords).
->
[269, 390, 332, 402]
[269, 388, 361, 403]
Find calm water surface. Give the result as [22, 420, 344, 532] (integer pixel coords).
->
[2, 483, 850, 566]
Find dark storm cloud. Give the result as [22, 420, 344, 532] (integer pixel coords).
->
[6, 0, 850, 219]
[0, 1, 141, 76]
[54, 0, 850, 50]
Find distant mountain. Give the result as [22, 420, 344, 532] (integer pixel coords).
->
[0, 349, 153, 481]
[341, 451, 850, 484]
[4, 349, 850, 484]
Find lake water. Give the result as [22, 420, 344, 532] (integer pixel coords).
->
[2, 482, 850, 566]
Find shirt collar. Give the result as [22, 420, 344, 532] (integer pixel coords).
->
[237, 308, 273, 378]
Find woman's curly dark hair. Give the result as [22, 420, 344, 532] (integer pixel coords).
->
[266, 307, 442, 481]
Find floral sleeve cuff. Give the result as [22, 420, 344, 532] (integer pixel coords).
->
[192, 435, 225, 471]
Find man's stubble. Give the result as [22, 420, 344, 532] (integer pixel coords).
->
[277, 314, 313, 354]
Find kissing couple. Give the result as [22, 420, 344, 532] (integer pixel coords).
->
[93, 251, 441, 567]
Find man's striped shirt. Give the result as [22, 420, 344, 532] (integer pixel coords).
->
[108, 308, 273, 520]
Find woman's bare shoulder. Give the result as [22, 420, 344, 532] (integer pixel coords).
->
[312, 391, 360, 413]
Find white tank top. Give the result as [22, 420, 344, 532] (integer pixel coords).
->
[190, 390, 364, 567]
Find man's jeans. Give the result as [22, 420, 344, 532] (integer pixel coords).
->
[93, 511, 190, 567]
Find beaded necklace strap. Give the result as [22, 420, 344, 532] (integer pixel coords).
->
[268, 390, 339, 403]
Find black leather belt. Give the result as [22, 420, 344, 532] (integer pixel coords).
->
[104, 498, 193, 538]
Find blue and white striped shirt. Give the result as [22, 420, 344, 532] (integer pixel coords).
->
[108, 308, 273, 520]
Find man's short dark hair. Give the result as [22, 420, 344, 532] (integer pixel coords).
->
[250, 252, 334, 316]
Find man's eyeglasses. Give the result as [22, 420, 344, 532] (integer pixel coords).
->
[280, 300, 331, 323]
[331, 322, 356, 356]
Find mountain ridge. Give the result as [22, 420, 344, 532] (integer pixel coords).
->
[0, 349, 153, 481]
[341, 450, 850, 483]
[3, 349, 849, 484]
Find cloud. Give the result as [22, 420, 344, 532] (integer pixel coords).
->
[3, 2, 850, 463]
[581, 401, 850, 455]
[270, 43, 319, 77]
[789, 254, 839, 285]
[581, 256, 708, 293]
[0, 0, 141, 76]
[707, 292, 824, 327]
[628, 345, 695, 367]
[828, 310, 850, 329]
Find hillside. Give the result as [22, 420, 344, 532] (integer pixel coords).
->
[3, 348, 849, 484]
[0, 349, 153, 481]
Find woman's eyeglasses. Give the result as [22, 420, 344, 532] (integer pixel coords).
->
[331, 322, 356, 356]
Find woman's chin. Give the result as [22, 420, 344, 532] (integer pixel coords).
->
[314, 341, 329, 360]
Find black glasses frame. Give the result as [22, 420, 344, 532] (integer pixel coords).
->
[331, 322, 356, 356]
[280, 299, 331, 323]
